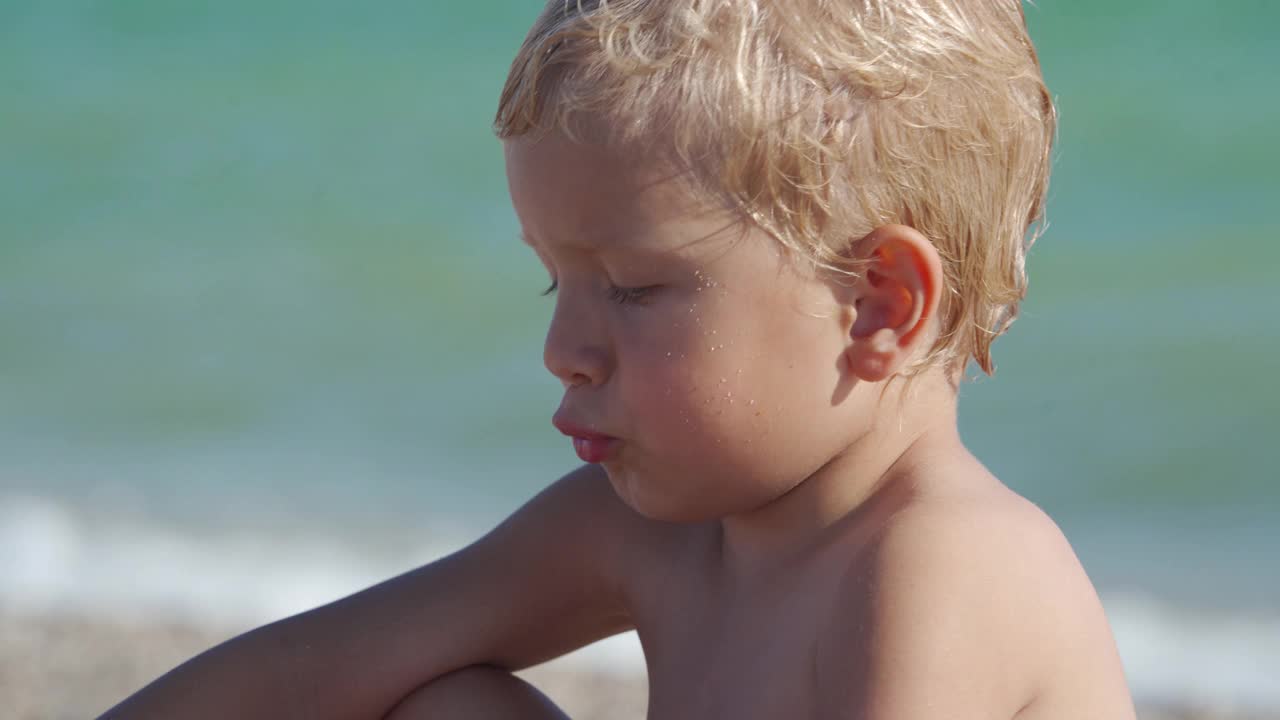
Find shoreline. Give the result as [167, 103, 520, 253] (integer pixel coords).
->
[4, 608, 1270, 720]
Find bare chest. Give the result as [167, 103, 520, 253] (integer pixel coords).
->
[637, 585, 844, 720]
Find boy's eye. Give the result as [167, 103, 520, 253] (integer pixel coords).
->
[539, 280, 657, 305]
[607, 284, 658, 305]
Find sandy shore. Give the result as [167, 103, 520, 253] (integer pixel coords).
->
[2, 609, 1269, 720]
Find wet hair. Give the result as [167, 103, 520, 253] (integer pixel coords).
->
[496, 0, 1055, 375]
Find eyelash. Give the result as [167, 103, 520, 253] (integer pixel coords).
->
[607, 285, 655, 305]
[539, 280, 655, 305]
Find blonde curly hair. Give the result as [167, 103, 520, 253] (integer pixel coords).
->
[495, 0, 1056, 375]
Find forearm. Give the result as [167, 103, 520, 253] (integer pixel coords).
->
[97, 618, 346, 720]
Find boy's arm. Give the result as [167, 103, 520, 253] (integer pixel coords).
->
[100, 464, 637, 720]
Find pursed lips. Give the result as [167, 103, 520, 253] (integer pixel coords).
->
[552, 412, 621, 463]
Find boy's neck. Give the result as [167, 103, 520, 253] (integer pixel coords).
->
[715, 370, 965, 580]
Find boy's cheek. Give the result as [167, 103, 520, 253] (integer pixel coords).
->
[622, 365, 765, 440]
[619, 361, 698, 415]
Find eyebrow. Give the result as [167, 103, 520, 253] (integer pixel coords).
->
[518, 230, 610, 259]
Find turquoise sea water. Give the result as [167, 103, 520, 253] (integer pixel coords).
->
[3, 0, 1278, 709]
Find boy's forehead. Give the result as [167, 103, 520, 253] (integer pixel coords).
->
[504, 131, 732, 252]
[504, 130, 674, 197]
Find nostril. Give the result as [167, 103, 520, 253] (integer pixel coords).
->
[555, 372, 590, 391]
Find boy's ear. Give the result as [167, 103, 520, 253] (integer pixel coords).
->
[839, 224, 944, 382]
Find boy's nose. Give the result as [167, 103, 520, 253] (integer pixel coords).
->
[543, 306, 610, 389]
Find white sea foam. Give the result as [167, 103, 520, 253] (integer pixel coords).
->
[2, 494, 1277, 711]
[1107, 593, 1280, 712]
[0, 494, 421, 626]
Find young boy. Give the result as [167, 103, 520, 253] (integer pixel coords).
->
[102, 1, 1136, 718]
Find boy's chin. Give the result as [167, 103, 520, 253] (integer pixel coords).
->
[602, 463, 732, 524]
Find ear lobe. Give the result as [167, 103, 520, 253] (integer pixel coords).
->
[841, 224, 943, 382]
[844, 327, 901, 382]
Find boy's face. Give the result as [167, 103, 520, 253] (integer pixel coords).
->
[505, 131, 868, 522]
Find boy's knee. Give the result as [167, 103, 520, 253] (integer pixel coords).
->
[385, 665, 571, 720]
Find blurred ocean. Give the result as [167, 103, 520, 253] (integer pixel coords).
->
[2, 0, 1277, 713]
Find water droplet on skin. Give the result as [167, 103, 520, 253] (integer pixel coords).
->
[748, 399, 756, 406]
[710, 345, 716, 351]
[719, 377, 727, 384]
[666, 351, 673, 357]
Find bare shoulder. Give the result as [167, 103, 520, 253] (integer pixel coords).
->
[824, 471, 1135, 719]
[499, 462, 677, 596]
[517, 463, 690, 607]
[872, 481, 1092, 629]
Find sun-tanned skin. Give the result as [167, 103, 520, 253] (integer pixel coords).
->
[100, 129, 1134, 720]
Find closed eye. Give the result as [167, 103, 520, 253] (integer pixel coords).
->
[540, 280, 657, 304]
[607, 284, 659, 305]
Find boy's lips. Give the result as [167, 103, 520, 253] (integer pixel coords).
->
[552, 414, 620, 464]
